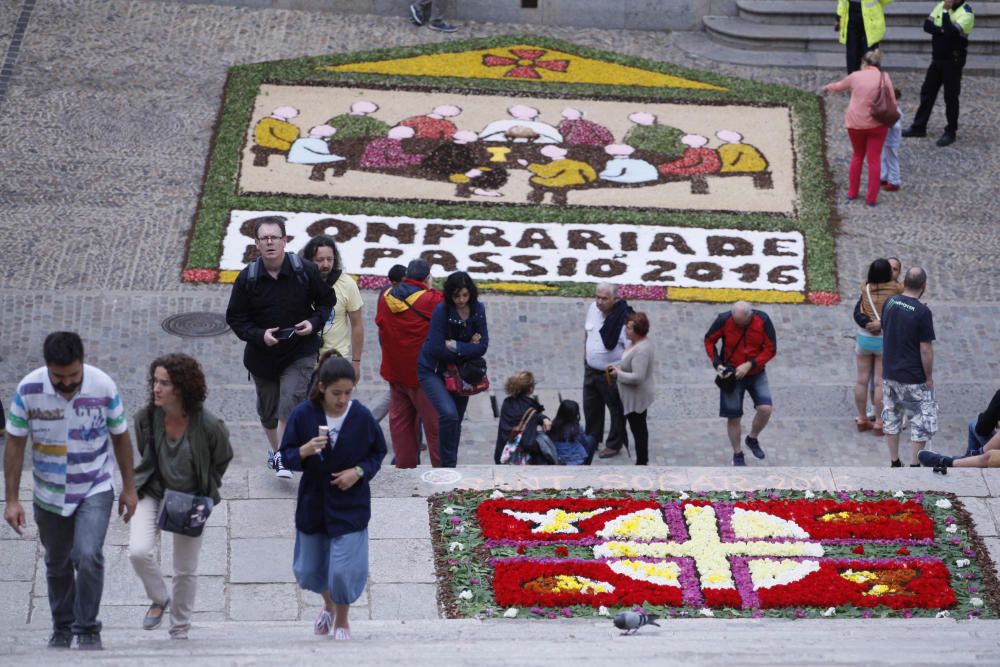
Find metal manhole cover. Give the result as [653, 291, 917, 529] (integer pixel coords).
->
[161, 312, 230, 338]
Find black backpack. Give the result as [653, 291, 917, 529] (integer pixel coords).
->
[246, 252, 309, 289]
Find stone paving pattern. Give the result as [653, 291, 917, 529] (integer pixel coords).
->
[0, 0, 998, 655]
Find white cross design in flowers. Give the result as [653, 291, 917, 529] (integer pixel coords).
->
[507, 503, 826, 596]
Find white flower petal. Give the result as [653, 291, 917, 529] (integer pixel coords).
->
[970, 597, 984, 608]
[821, 607, 836, 617]
[442, 506, 455, 514]
[448, 541, 464, 552]
[935, 611, 951, 618]
[893, 491, 906, 498]
[699, 608, 714, 617]
[935, 499, 952, 509]
[458, 589, 474, 600]
[597, 606, 610, 616]
[503, 607, 519, 618]
[946, 524, 959, 533]
[490, 490, 506, 499]
[803, 490, 816, 499]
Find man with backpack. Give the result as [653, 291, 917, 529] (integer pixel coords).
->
[375, 259, 444, 468]
[225, 217, 335, 478]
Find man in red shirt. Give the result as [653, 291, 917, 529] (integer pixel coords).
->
[704, 301, 777, 466]
[375, 260, 444, 467]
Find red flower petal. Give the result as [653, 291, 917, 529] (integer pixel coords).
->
[852, 545, 866, 555]
[504, 66, 542, 79]
[534, 59, 570, 73]
[510, 48, 547, 61]
[482, 54, 518, 67]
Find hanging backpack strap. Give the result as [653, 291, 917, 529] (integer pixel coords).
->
[247, 253, 308, 289]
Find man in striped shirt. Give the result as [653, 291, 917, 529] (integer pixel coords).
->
[3, 332, 137, 650]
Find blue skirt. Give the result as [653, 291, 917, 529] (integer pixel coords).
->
[293, 528, 369, 605]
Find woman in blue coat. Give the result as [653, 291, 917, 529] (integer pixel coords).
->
[279, 354, 386, 640]
[417, 271, 489, 468]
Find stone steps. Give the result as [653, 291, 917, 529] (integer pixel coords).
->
[704, 17, 1000, 55]
[737, 0, 1000, 28]
[3, 619, 1000, 665]
[695, 0, 1000, 71]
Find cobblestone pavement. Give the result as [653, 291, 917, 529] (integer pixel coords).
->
[0, 0, 996, 471]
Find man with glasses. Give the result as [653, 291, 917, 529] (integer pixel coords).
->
[226, 217, 335, 478]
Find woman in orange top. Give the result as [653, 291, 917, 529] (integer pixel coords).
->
[854, 258, 904, 434]
[823, 49, 897, 207]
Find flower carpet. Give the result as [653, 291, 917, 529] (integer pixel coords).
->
[184, 36, 838, 304]
[431, 489, 999, 620]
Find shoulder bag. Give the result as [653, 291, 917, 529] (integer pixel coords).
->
[871, 72, 900, 127]
[147, 415, 214, 538]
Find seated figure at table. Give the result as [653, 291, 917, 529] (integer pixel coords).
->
[420, 130, 508, 198]
[479, 104, 563, 144]
[598, 143, 659, 185]
[399, 104, 462, 141]
[360, 126, 425, 171]
[519, 145, 598, 205]
[287, 125, 348, 181]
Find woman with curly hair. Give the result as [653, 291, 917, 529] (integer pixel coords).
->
[128, 353, 233, 640]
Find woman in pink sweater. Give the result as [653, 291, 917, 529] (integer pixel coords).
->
[823, 50, 897, 207]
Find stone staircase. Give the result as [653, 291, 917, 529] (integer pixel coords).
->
[679, 0, 1000, 72]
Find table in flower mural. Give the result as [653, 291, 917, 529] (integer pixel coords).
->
[432, 490, 998, 620]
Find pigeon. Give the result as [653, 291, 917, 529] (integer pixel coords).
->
[613, 610, 661, 635]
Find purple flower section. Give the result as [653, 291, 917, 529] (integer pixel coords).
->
[661, 502, 690, 542]
[729, 557, 760, 609]
[677, 558, 704, 607]
[714, 503, 736, 542]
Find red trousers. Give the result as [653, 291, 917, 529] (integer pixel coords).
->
[847, 125, 888, 205]
[388, 383, 440, 468]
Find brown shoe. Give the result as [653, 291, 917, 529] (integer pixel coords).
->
[855, 418, 873, 432]
[598, 447, 621, 459]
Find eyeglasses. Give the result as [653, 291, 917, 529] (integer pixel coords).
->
[257, 236, 285, 244]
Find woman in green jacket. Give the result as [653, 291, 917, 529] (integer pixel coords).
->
[128, 353, 233, 639]
[837, 0, 893, 73]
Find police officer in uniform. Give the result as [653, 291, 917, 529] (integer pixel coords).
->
[903, 0, 975, 147]
[835, 0, 893, 74]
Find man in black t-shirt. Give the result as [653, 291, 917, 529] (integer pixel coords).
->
[881, 267, 937, 467]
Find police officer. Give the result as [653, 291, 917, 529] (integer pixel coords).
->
[835, 0, 893, 74]
[902, 0, 975, 147]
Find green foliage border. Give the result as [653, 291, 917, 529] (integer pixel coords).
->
[185, 35, 836, 297]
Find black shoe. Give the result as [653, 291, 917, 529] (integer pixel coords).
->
[733, 452, 746, 467]
[428, 19, 458, 32]
[408, 3, 425, 26]
[77, 633, 103, 651]
[47, 632, 72, 649]
[744, 436, 765, 460]
[936, 131, 956, 147]
[890, 459, 903, 468]
[901, 127, 926, 138]
[918, 450, 953, 474]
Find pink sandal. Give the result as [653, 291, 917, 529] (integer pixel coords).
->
[333, 627, 350, 641]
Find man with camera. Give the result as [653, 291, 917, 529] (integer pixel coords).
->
[704, 301, 777, 466]
[225, 216, 335, 478]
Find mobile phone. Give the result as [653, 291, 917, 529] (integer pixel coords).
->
[275, 327, 296, 340]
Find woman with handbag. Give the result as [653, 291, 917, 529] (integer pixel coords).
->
[853, 258, 904, 435]
[608, 312, 656, 465]
[494, 371, 550, 464]
[129, 353, 233, 639]
[822, 48, 897, 207]
[279, 354, 387, 640]
[418, 271, 489, 468]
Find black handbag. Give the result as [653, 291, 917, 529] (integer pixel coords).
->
[147, 415, 214, 538]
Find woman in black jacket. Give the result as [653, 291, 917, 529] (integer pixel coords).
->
[495, 371, 550, 464]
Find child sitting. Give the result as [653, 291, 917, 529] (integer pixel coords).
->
[547, 400, 596, 465]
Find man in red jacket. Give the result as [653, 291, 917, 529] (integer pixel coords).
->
[704, 301, 777, 466]
[375, 260, 444, 468]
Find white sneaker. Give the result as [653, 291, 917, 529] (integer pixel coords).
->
[274, 453, 293, 479]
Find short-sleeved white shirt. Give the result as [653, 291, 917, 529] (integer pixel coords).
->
[6, 364, 127, 517]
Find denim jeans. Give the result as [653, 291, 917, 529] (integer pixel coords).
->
[968, 418, 996, 456]
[34, 490, 114, 635]
[418, 370, 468, 468]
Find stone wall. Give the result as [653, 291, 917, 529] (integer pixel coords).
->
[155, 0, 724, 31]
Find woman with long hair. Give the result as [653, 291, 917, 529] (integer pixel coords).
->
[823, 49, 897, 207]
[279, 354, 386, 640]
[418, 271, 489, 468]
[854, 258, 903, 434]
[300, 234, 365, 380]
[608, 312, 656, 465]
[547, 399, 596, 465]
[129, 353, 233, 640]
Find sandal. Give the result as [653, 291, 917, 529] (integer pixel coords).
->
[333, 627, 351, 641]
[855, 418, 873, 432]
[143, 599, 170, 630]
[873, 421, 884, 436]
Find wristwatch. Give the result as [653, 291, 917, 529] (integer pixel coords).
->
[354, 465, 364, 478]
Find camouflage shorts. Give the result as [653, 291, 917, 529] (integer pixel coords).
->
[881, 379, 938, 441]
